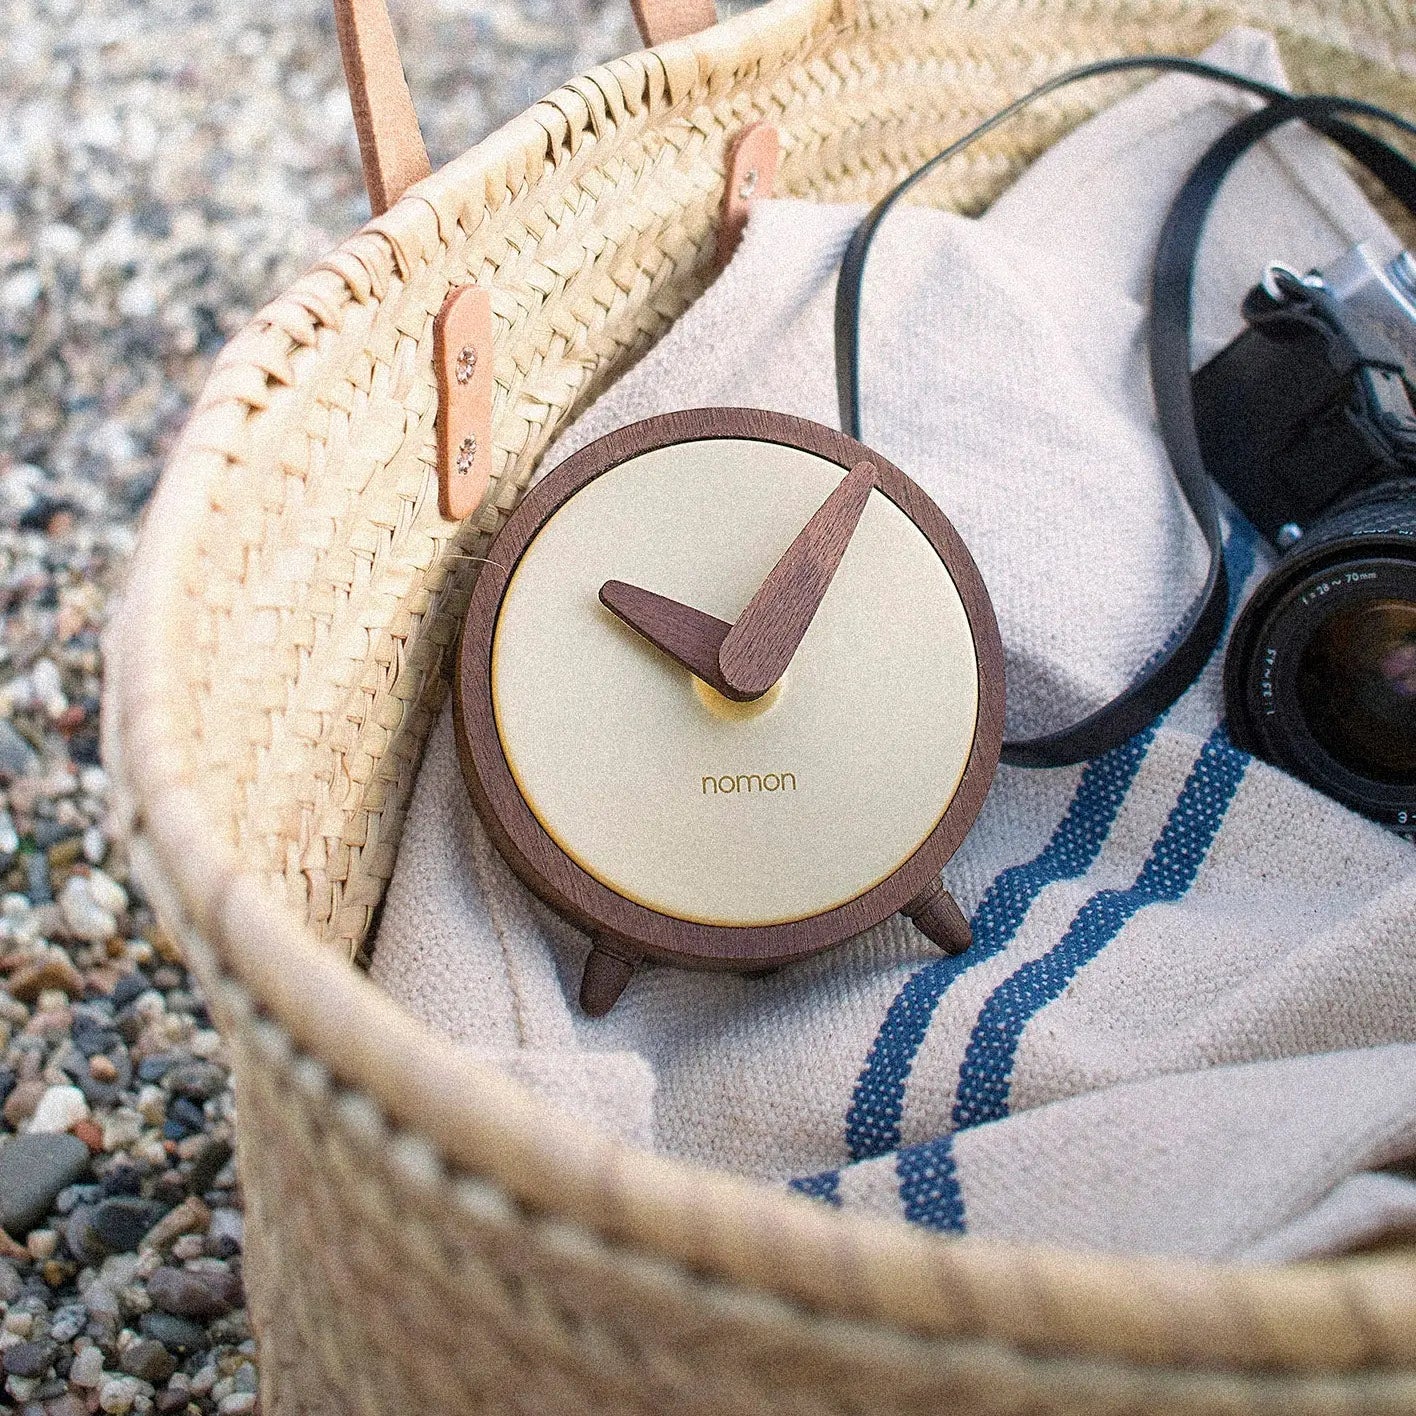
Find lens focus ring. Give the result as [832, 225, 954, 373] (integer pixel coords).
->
[1291, 479, 1416, 545]
[1225, 480, 1416, 828]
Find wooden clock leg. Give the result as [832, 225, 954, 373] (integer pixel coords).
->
[580, 941, 636, 1017]
[902, 879, 971, 956]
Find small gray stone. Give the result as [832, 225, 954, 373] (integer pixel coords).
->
[48, 1303, 87, 1341]
[32, 818, 74, 850]
[3, 1340, 55, 1378]
[118, 1339, 175, 1385]
[89, 1197, 170, 1253]
[206, 1207, 242, 1252]
[0, 720, 39, 778]
[163, 1062, 226, 1102]
[113, 973, 153, 1011]
[82, 1282, 122, 1324]
[72, 1024, 124, 1059]
[6, 1380, 39, 1409]
[45, 1392, 88, 1416]
[69, 1346, 105, 1388]
[184, 1138, 232, 1195]
[0, 1133, 90, 1235]
[138, 1311, 209, 1353]
[55, 1182, 104, 1215]
[97, 1250, 143, 1291]
[207, 1310, 252, 1346]
[0, 1258, 21, 1303]
[96, 1374, 148, 1413]
[78, 1074, 121, 1110]
[147, 1265, 241, 1320]
[25, 852, 51, 905]
[66, 1208, 108, 1267]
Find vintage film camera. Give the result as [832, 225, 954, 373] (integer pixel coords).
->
[1195, 244, 1416, 828]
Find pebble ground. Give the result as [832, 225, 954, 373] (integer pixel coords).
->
[1, 1, 636, 1410]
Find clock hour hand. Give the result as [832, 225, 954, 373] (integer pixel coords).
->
[598, 581, 748, 701]
[717, 461, 876, 699]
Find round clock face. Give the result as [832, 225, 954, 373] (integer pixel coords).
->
[457, 410, 1002, 967]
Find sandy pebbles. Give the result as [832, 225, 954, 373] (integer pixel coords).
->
[1, 0, 634, 1409]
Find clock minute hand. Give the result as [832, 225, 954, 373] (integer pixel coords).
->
[717, 461, 876, 699]
[598, 581, 748, 701]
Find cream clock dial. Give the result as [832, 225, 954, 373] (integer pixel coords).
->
[456, 409, 1004, 1015]
[492, 438, 977, 923]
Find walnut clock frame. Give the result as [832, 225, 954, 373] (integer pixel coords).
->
[455, 408, 1006, 1015]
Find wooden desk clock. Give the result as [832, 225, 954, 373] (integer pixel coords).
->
[455, 409, 1004, 1015]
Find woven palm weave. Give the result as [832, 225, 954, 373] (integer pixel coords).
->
[104, 0, 1416, 1410]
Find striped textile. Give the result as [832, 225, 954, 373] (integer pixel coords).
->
[372, 31, 1416, 1260]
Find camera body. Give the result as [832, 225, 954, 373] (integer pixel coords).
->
[1193, 244, 1416, 827]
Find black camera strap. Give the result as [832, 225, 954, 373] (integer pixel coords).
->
[835, 60, 1416, 768]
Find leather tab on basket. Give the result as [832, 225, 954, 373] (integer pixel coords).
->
[630, 0, 717, 46]
[434, 286, 493, 521]
[718, 122, 779, 268]
[333, 0, 432, 215]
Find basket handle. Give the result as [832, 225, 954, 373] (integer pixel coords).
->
[334, 0, 717, 215]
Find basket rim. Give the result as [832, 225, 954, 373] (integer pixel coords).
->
[104, 0, 1416, 1384]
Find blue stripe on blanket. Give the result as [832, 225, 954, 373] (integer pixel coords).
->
[898, 1135, 963, 1230]
[950, 723, 1250, 1132]
[792, 518, 1261, 1208]
[844, 517, 1264, 1162]
[788, 1170, 843, 1205]
[893, 723, 1250, 1229]
[842, 727, 1157, 1162]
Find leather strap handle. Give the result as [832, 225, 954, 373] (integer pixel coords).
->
[334, 0, 717, 215]
[629, 0, 716, 45]
[334, 0, 431, 216]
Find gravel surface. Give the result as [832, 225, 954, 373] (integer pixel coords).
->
[1, 1, 639, 1409]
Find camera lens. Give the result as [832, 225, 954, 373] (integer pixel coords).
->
[1225, 483, 1416, 828]
[1295, 598, 1416, 784]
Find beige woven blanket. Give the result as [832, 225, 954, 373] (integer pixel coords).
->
[372, 30, 1416, 1261]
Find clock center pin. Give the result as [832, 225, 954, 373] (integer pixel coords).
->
[693, 673, 785, 720]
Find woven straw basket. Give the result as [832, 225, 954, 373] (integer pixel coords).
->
[104, 0, 1416, 1410]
